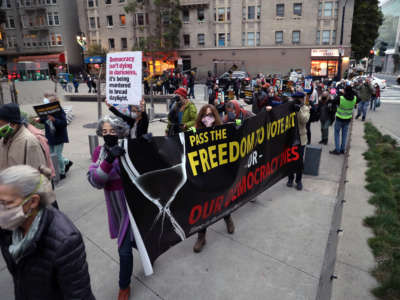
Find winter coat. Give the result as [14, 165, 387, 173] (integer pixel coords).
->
[166, 101, 197, 135]
[40, 109, 69, 146]
[0, 125, 47, 171]
[356, 83, 374, 102]
[109, 106, 149, 139]
[0, 207, 95, 300]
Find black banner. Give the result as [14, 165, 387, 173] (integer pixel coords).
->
[120, 102, 300, 264]
[33, 101, 62, 117]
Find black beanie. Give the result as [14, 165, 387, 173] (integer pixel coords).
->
[0, 103, 22, 124]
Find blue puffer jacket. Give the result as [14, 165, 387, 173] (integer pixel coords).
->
[40, 109, 69, 145]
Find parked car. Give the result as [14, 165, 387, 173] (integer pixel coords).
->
[352, 75, 386, 89]
[218, 71, 249, 87]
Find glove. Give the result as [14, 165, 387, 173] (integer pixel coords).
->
[105, 145, 125, 163]
[188, 127, 196, 133]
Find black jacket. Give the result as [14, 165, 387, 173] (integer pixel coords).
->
[40, 109, 69, 146]
[109, 106, 149, 138]
[0, 207, 95, 300]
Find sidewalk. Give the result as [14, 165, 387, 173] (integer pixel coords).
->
[1, 99, 345, 300]
[331, 120, 377, 300]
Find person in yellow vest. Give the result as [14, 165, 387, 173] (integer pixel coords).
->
[330, 86, 358, 155]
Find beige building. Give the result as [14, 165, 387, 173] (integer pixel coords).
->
[77, 0, 354, 79]
[179, 0, 355, 79]
[0, 0, 82, 75]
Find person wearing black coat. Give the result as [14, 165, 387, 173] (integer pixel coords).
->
[0, 165, 95, 300]
[38, 97, 72, 180]
[107, 101, 149, 139]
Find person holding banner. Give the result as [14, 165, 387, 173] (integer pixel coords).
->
[87, 115, 135, 300]
[192, 104, 235, 252]
[166, 88, 197, 136]
[287, 92, 310, 191]
[224, 100, 255, 124]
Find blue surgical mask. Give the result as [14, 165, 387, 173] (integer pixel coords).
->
[227, 111, 236, 121]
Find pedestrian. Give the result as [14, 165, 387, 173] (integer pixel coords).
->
[224, 99, 255, 124]
[166, 88, 197, 136]
[73, 76, 79, 93]
[0, 165, 95, 300]
[188, 71, 195, 99]
[206, 71, 215, 99]
[37, 96, 73, 180]
[330, 85, 357, 155]
[107, 99, 149, 139]
[370, 83, 380, 111]
[87, 115, 133, 300]
[287, 92, 310, 191]
[0, 103, 47, 171]
[318, 91, 332, 145]
[355, 78, 373, 121]
[87, 74, 93, 93]
[192, 104, 235, 252]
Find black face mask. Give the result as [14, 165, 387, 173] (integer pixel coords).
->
[103, 135, 119, 147]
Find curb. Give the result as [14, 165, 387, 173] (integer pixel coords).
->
[315, 120, 354, 300]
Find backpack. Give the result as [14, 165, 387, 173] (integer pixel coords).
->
[25, 123, 56, 178]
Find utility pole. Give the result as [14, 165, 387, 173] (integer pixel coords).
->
[336, 0, 349, 81]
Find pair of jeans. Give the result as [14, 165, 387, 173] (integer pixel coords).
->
[320, 120, 330, 142]
[288, 145, 305, 184]
[118, 230, 134, 289]
[334, 119, 350, 152]
[357, 101, 369, 118]
[49, 143, 69, 175]
[370, 97, 376, 111]
[306, 121, 311, 144]
[188, 85, 195, 99]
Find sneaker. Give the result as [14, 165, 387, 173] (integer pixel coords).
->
[329, 150, 341, 155]
[318, 140, 324, 144]
[355, 114, 360, 119]
[60, 174, 66, 180]
[193, 233, 206, 253]
[118, 286, 131, 300]
[323, 140, 328, 145]
[362, 116, 365, 121]
[65, 161, 73, 174]
[296, 182, 303, 191]
[225, 216, 235, 234]
[287, 180, 294, 187]
[340, 149, 345, 154]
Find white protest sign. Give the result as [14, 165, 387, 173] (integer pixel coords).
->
[106, 51, 142, 105]
[304, 76, 313, 93]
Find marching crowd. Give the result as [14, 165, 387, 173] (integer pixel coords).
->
[0, 69, 380, 300]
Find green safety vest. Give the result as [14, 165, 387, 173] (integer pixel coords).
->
[336, 96, 357, 119]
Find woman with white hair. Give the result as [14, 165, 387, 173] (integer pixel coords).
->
[0, 165, 94, 300]
[87, 115, 133, 300]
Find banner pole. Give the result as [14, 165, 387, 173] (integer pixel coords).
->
[126, 206, 154, 276]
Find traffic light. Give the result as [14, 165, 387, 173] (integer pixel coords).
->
[369, 49, 375, 58]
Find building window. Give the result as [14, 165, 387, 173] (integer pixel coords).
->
[53, 12, 59, 25]
[8, 17, 15, 28]
[227, 32, 230, 44]
[218, 33, 225, 46]
[105, 0, 111, 4]
[292, 31, 300, 43]
[7, 36, 16, 48]
[88, 0, 97, 7]
[89, 17, 96, 29]
[247, 32, 255, 46]
[293, 3, 302, 16]
[256, 32, 260, 46]
[275, 31, 283, 44]
[214, 33, 216, 46]
[108, 38, 115, 49]
[197, 33, 205, 46]
[334, 2, 338, 16]
[97, 17, 100, 28]
[56, 34, 62, 45]
[137, 13, 144, 25]
[257, 5, 261, 19]
[248, 6, 255, 20]
[183, 34, 190, 46]
[276, 4, 284, 17]
[322, 30, 330, 44]
[242, 32, 245, 46]
[198, 7, 205, 21]
[2, 0, 11, 8]
[182, 9, 189, 22]
[318, 3, 322, 17]
[121, 37, 127, 49]
[332, 30, 336, 44]
[47, 13, 53, 26]
[119, 14, 126, 26]
[316, 30, 320, 44]
[227, 7, 230, 20]
[106, 15, 113, 27]
[218, 8, 225, 21]
[324, 2, 333, 17]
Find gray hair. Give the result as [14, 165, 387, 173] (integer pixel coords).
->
[0, 165, 55, 206]
[96, 115, 129, 138]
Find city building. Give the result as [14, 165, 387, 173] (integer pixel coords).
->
[179, 0, 355, 79]
[0, 0, 82, 78]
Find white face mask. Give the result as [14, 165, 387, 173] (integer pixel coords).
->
[131, 112, 137, 119]
[0, 198, 32, 231]
[43, 98, 50, 104]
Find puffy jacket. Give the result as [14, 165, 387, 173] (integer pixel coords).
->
[0, 207, 95, 300]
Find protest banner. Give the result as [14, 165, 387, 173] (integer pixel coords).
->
[119, 103, 300, 269]
[106, 51, 142, 105]
[33, 101, 62, 117]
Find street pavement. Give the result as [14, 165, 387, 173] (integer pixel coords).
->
[0, 81, 375, 300]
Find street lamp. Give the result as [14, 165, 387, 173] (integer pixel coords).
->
[335, 0, 349, 81]
[76, 32, 87, 73]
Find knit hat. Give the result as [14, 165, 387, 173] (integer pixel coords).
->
[174, 88, 187, 98]
[0, 103, 22, 124]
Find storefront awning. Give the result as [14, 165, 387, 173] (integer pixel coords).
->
[142, 51, 178, 62]
[16, 53, 65, 64]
